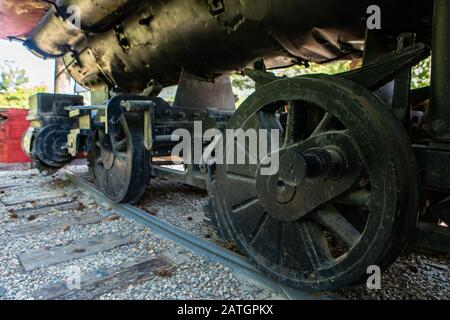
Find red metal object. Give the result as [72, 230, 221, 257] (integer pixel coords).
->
[0, 109, 31, 163]
[0, 0, 50, 40]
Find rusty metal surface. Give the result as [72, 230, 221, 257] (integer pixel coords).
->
[2, 0, 433, 92]
[174, 71, 236, 110]
[0, 0, 50, 39]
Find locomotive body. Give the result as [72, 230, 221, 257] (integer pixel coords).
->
[22, 0, 433, 91]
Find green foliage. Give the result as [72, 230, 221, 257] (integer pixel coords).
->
[231, 57, 431, 104]
[231, 75, 255, 91]
[411, 57, 431, 89]
[231, 75, 255, 106]
[0, 62, 46, 109]
[0, 86, 47, 109]
[0, 62, 29, 93]
[274, 61, 354, 77]
[231, 61, 354, 105]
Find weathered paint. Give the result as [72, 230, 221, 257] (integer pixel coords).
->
[0, 0, 50, 39]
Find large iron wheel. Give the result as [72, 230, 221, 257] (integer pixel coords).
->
[211, 75, 419, 291]
[88, 112, 150, 204]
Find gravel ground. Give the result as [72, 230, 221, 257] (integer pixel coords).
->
[0, 166, 278, 300]
[137, 178, 227, 248]
[0, 163, 32, 171]
[337, 249, 450, 300]
[131, 168, 450, 300]
[1, 165, 449, 300]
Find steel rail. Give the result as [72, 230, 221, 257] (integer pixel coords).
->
[62, 169, 336, 300]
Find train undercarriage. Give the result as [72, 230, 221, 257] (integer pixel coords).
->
[11, 0, 450, 291]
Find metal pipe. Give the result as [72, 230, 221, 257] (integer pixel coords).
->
[25, 0, 138, 57]
[430, 0, 450, 138]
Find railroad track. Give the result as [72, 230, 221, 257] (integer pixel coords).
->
[0, 167, 334, 300]
[62, 169, 334, 300]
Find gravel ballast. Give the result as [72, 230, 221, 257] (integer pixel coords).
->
[0, 167, 277, 300]
[0, 165, 449, 300]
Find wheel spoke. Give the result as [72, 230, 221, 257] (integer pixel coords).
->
[93, 162, 105, 182]
[255, 110, 284, 148]
[312, 205, 362, 249]
[226, 110, 282, 177]
[110, 168, 125, 195]
[334, 190, 371, 207]
[225, 133, 259, 177]
[297, 220, 333, 270]
[112, 154, 129, 193]
[231, 200, 267, 240]
[279, 221, 321, 272]
[283, 101, 306, 146]
[255, 108, 283, 130]
[112, 158, 128, 184]
[310, 113, 334, 137]
[250, 215, 282, 264]
[226, 172, 258, 209]
[98, 130, 106, 142]
[115, 138, 128, 152]
[232, 198, 260, 214]
[115, 152, 128, 163]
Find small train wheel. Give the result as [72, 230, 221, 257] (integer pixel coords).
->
[88, 113, 150, 204]
[211, 75, 419, 291]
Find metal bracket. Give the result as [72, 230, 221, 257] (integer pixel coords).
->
[113, 24, 131, 52]
[339, 42, 429, 91]
[243, 40, 429, 94]
[410, 222, 450, 254]
[67, 107, 96, 157]
[105, 96, 160, 151]
[429, 197, 450, 225]
[242, 69, 280, 89]
[208, 0, 225, 15]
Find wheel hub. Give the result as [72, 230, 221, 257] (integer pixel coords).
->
[257, 147, 347, 222]
[33, 124, 74, 169]
[279, 151, 308, 187]
[273, 179, 296, 204]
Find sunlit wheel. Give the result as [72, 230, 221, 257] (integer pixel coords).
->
[88, 112, 150, 204]
[211, 75, 419, 291]
[32, 124, 74, 171]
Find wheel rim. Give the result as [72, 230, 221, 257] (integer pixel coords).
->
[88, 113, 150, 204]
[34, 124, 73, 168]
[212, 75, 418, 290]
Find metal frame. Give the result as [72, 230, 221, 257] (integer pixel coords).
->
[430, 0, 450, 138]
